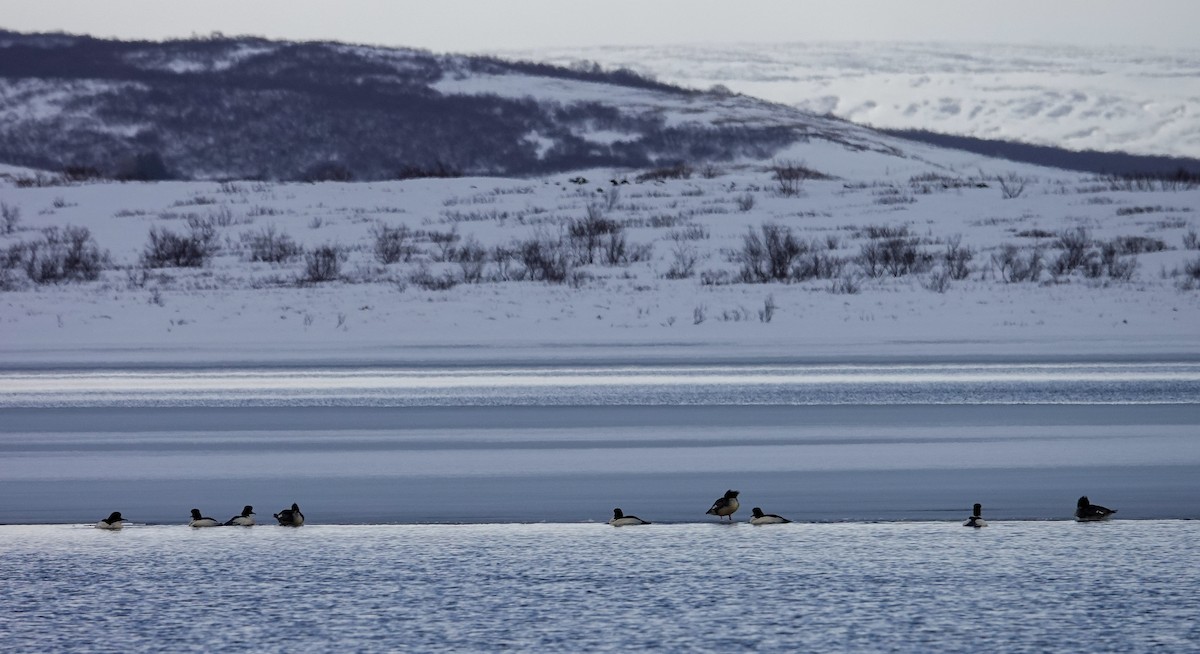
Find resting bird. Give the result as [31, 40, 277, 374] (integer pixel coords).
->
[1075, 496, 1116, 522]
[225, 505, 256, 526]
[749, 507, 790, 525]
[189, 509, 221, 528]
[706, 490, 740, 521]
[963, 503, 988, 528]
[95, 511, 129, 530]
[274, 503, 305, 527]
[609, 508, 651, 526]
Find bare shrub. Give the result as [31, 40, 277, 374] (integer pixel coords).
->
[943, 235, 974, 280]
[923, 268, 951, 293]
[243, 225, 301, 263]
[998, 173, 1028, 199]
[518, 235, 572, 283]
[829, 273, 861, 295]
[371, 223, 414, 264]
[143, 224, 217, 268]
[635, 163, 692, 183]
[428, 228, 460, 262]
[665, 242, 698, 279]
[771, 160, 827, 197]
[490, 245, 519, 281]
[791, 243, 845, 281]
[13, 226, 107, 284]
[1184, 230, 1199, 250]
[410, 265, 459, 290]
[1051, 227, 1093, 276]
[693, 305, 707, 324]
[859, 238, 931, 278]
[455, 237, 488, 283]
[303, 244, 345, 283]
[569, 206, 622, 265]
[736, 193, 756, 212]
[1, 202, 20, 234]
[758, 295, 777, 322]
[739, 223, 803, 282]
[1184, 257, 1200, 280]
[992, 244, 1044, 283]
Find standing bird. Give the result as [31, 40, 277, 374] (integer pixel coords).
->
[1075, 496, 1116, 522]
[749, 507, 791, 525]
[706, 490, 740, 521]
[189, 509, 221, 528]
[225, 505, 256, 526]
[963, 503, 988, 528]
[95, 511, 129, 530]
[273, 503, 305, 527]
[609, 508, 651, 526]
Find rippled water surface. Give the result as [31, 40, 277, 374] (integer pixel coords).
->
[2, 522, 1198, 653]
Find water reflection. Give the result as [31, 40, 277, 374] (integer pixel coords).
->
[1, 362, 1198, 407]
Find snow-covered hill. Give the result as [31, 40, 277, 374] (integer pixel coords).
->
[496, 42, 1200, 160]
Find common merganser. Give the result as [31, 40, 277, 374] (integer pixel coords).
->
[225, 505, 255, 526]
[95, 511, 128, 530]
[609, 508, 651, 526]
[706, 490, 740, 521]
[749, 507, 790, 525]
[963, 503, 988, 528]
[1075, 496, 1116, 522]
[189, 508, 220, 528]
[273, 503, 304, 527]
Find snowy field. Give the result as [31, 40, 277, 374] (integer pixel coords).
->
[1, 138, 1198, 368]
[497, 42, 1200, 159]
[3, 521, 1199, 652]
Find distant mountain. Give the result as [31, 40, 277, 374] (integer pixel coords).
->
[0, 30, 898, 181]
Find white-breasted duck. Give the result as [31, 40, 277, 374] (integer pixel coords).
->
[609, 508, 651, 526]
[1075, 496, 1116, 522]
[95, 511, 128, 530]
[706, 490, 740, 521]
[273, 503, 305, 527]
[963, 503, 988, 528]
[225, 505, 255, 526]
[189, 508, 221, 528]
[749, 507, 791, 525]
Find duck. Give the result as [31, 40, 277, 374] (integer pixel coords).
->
[706, 489, 740, 521]
[225, 505, 255, 526]
[189, 508, 221, 528]
[95, 511, 128, 530]
[1075, 496, 1116, 522]
[609, 508, 651, 526]
[963, 503, 988, 528]
[273, 502, 305, 527]
[749, 507, 791, 525]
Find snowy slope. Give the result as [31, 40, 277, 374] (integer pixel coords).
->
[494, 42, 1200, 160]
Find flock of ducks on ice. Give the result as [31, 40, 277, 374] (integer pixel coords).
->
[93, 493, 1119, 530]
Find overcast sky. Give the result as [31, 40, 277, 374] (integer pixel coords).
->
[4, 0, 1197, 52]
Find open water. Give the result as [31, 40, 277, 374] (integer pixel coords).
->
[2, 521, 1198, 653]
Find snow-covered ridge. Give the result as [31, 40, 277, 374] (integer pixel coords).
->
[494, 42, 1200, 159]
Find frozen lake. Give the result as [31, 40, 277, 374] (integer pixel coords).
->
[0, 361, 1197, 524]
[2, 521, 1198, 653]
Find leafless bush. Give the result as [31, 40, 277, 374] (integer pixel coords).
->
[12, 226, 107, 284]
[992, 244, 1044, 283]
[371, 223, 414, 264]
[409, 265, 459, 290]
[736, 193, 756, 212]
[693, 305, 707, 324]
[243, 225, 301, 263]
[859, 238, 932, 278]
[1183, 230, 1199, 250]
[518, 235, 572, 283]
[303, 244, 345, 283]
[428, 228, 460, 262]
[758, 295, 777, 322]
[771, 160, 827, 197]
[739, 223, 804, 282]
[490, 245, 519, 281]
[792, 244, 845, 281]
[635, 163, 693, 183]
[569, 206, 622, 265]
[143, 223, 217, 268]
[829, 273, 861, 295]
[998, 173, 1028, 199]
[943, 235, 974, 280]
[1, 202, 20, 234]
[455, 237, 488, 283]
[665, 241, 698, 279]
[1184, 257, 1200, 281]
[923, 268, 951, 293]
[1052, 228, 1093, 275]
